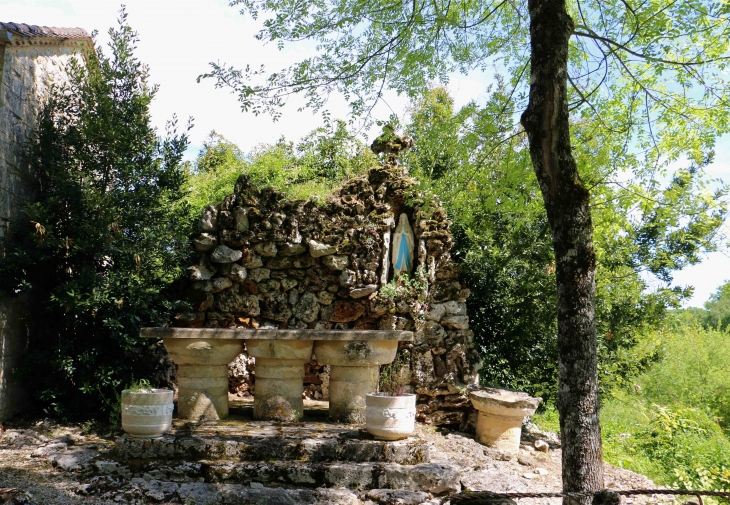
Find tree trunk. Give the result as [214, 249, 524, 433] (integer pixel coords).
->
[520, 1, 604, 504]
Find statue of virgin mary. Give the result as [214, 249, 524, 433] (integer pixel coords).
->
[391, 213, 415, 275]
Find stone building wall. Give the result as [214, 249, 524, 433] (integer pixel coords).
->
[177, 165, 484, 427]
[0, 23, 91, 420]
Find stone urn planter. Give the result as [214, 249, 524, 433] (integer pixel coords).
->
[121, 389, 174, 438]
[469, 388, 541, 454]
[365, 393, 416, 440]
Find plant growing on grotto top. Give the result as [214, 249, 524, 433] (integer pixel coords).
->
[186, 119, 376, 211]
[0, 8, 192, 420]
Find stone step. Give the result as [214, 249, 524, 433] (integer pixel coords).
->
[88, 459, 461, 495]
[114, 418, 429, 465]
[78, 478, 439, 505]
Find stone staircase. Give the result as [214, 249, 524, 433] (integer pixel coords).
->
[74, 404, 462, 504]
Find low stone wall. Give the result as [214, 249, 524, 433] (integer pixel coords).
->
[176, 165, 483, 426]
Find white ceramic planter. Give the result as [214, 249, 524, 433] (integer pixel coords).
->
[365, 393, 416, 440]
[121, 389, 174, 438]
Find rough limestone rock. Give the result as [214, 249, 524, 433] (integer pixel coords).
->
[234, 207, 249, 231]
[322, 255, 350, 270]
[365, 489, 431, 505]
[254, 242, 278, 257]
[175, 165, 481, 426]
[331, 301, 366, 323]
[294, 292, 320, 323]
[279, 243, 307, 256]
[193, 233, 218, 252]
[223, 263, 247, 282]
[425, 303, 446, 322]
[199, 205, 218, 232]
[211, 245, 243, 264]
[248, 268, 271, 282]
[188, 265, 216, 281]
[308, 240, 337, 258]
[379, 462, 462, 494]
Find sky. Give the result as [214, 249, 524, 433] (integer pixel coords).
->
[5, 0, 730, 307]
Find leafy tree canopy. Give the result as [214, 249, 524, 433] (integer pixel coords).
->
[402, 86, 726, 400]
[0, 9, 192, 420]
[204, 0, 730, 170]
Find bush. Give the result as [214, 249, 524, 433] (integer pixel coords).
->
[573, 318, 730, 496]
[642, 316, 730, 430]
[600, 399, 730, 494]
[187, 120, 376, 211]
[0, 9, 192, 420]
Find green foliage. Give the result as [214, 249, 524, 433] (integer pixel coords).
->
[642, 316, 730, 429]
[204, 0, 730, 178]
[403, 86, 726, 403]
[639, 406, 730, 492]
[0, 9, 192, 420]
[378, 352, 411, 396]
[186, 131, 248, 212]
[689, 280, 730, 331]
[187, 120, 376, 210]
[582, 319, 730, 495]
[125, 378, 153, 393]
[378, 273, 426, 303]
[601, 399, 730, 495]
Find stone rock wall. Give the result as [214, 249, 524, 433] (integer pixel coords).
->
[0, 28, 91, 420]
[177, 165, 483, 427]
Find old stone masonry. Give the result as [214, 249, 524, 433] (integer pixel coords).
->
[176, 164, 484, 427]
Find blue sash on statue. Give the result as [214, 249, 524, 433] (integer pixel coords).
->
[394, 234, 412, 271]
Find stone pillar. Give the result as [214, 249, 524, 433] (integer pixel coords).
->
[177, 364, 229, 420]
[469, 388, 541, 454]
[246, 339, 313, 421]
[329, 365, 379, 422]
[162, 338, 243, 421]
[314, 340, 398, 423]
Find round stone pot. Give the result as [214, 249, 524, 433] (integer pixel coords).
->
[365, 393, 416, 440]
[121, 389, 174, 438]
[469, 388, 541, 454]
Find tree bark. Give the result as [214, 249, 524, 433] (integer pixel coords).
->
[520, 1, 604, 504]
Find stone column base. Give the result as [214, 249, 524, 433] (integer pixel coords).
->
[329, 365, 379, 423]
[178, 364, 229, 420]
[253, 358, 307, 421]
[469, 388, 541, 455]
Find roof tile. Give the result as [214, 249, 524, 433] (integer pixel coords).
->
[0, 22, 90, 39]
